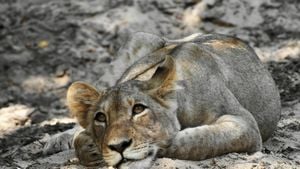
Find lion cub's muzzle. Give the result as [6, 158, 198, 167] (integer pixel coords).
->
[102, 121, 156, 167]
[107, 138, 133, 167]
[108, 138, 132, 154]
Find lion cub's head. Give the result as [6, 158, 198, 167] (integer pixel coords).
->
[67, 55, 180, 167]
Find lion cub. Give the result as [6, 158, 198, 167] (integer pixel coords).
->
[67, 33, 281, 168]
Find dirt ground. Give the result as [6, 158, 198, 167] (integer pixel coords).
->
[0, 0, 299, 168]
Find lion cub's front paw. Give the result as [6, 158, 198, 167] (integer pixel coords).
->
[74, 131, 105, 167]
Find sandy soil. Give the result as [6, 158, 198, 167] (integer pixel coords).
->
[0, 0, 299, 168]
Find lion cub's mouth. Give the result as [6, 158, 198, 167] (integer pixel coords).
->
[115, 151, 154, 168]
[115, 158, 132, 168]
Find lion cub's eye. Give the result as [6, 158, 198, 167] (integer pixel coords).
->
[132, 104, 147, 115]
[94, 112, 106, 124]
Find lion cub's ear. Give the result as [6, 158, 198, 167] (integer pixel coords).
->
[143, 55, 177, 98]
[67, 82, 102, 128]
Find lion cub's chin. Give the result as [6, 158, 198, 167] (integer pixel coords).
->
[118, 155, 155, 169]
[114, 147, 158, 169]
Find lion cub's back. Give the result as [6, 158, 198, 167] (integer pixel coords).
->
[171, 34, 281, 141]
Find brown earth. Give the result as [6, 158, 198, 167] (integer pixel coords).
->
[0, 0, 299, 168]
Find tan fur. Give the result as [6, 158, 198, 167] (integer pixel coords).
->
[205, 38, 245, 50]
[67, 33, 281, 168]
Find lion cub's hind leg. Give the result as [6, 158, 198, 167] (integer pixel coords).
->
[43, 127, 76, 155]
[74, 130, 105, 167]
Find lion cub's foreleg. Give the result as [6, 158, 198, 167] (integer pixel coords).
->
[73, 130, 105, 166]
[165, 114, 262, 160]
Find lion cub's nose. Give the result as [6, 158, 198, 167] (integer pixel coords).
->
[108, 139, 132, 153]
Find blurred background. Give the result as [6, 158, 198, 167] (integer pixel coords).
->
[0, 0, 299, 168]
